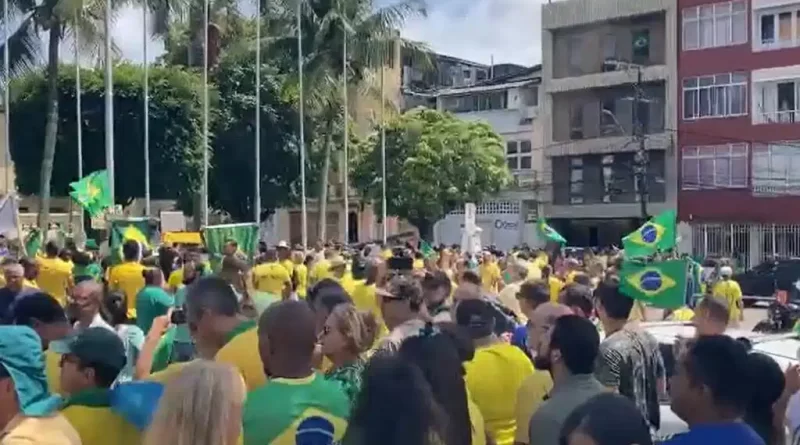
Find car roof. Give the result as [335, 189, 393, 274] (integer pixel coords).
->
[642, 321, 800, 368]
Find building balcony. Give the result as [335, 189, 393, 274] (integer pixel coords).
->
[546, 63, 668, 94]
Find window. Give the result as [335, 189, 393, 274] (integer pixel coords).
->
[506, 140, 533, 171]
[476, 70, 487, 81]
[682, 0, 747, 50]
[441, 91, 508, 113]
[568, 36, 582, 74]
[683, 72, 747, 120]
[752, 142, 800, 195]
[758, 7, 800, 50]
[755, 80, 800, 123]
[570, 157, 583, 204]
[522, 86, 538, 107]
[681, 143, 748, 189]
[603, 34, 617, 61]
[636, 100, 651, 132]
[570, 104, 584, 139]
[632, 29, 651, 63]
[600, 99, 618, 135]
[602, 155, 615, 203]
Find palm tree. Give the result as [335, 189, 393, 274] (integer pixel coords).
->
[0, 0, 130, 230]
[272, 0, 430, 241]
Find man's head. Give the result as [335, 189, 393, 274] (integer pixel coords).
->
[529, 303, 573, 364]
[670, 335, 751, 425]
[517, 280, 551, 320]
[377, 275, 424, 330]
[719, 266, 733, 279]
[122, 240, 140, 262]
[44, 241, 59, 258]
[692, 297, 730, 337]
[18, 257, 38, 281]
[309, 283, 351, 335]
[594, 276, 633, 327]
[459, 270, 481, 287]
[534, 314, 599, 376]
[328, 257, 347, 278]
[276, 241, 290, 260]
[12, 293, 70, 349]
[184, 277, 241, 354]
[505, 263, 528, 283]
[223, 239, 238, 256]
[454, 299, 497, 340]
[365, 258, 387, 286]
[421, 270, 451, 307]
[559, 283, 594, 319]
[71, 281, 104, 320]
[58, 327, 126, 395]
[2, 263, 24, 293]
[258, 300, 317, 377]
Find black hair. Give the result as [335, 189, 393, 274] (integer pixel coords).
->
[594, 276, 633, 320]
[142, 268, 161, 286]
[518, 280, 550, 308]
[0, 363, 8, 378]
[387, 275, 424, 312]
[103, 291, 129, 326]
[12, 293, 67, 326]
[744, 353, 785, 445]
[399, 330, 473, 445]
[561, 283, 594, 316]
[78, 361, 121, 389]
[307, 278, 347, 306]
[158, 246, 179, 281]
[17, 257, 38, 280]
[573, 273, 591, 287]
[122, 240, 139, 261]
[460, 271, 481, 286]
[347, 355, 446, 445]
[454, 299, 495, 339]
[549, 315, 600, 375]
[309, 279, 352, 315]
[58, 249, 72, 262]
[72, 250, 92, 267]
[44, 240, 59, 257]
[684, 335, 752, 414]
[185, 276, 240, 320]
[559, 393, 653, 445]
[422, 271, 452, 295]
[435, 322, 475, 363]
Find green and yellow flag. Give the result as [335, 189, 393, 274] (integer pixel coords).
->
[202, 223, 259, 270]
[619, 259, 687, 309]
[622, 210, 677, 258]
[536, 218, 566, 244]
[69, 170, 112, 217]
[24, 228, 42, 257]
[420, 240, 435, 259]
[110, 218, 152, 255]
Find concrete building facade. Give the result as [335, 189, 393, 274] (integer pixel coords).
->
[541, 0, 679, 246]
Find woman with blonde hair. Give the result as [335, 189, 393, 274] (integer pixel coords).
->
[320, 303, 379, 404]
[144, 360, 246, 445]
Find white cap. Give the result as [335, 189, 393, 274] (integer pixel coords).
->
[720, 266, 733, 277]
[277, 240, 289, 249]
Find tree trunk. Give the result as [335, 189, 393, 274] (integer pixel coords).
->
[317, 126, 333, 242]
[37, 24, 62, 232]
[411, 218, 434, 242]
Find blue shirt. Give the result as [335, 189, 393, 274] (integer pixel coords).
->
[511, 324, 532, 361]
[663, 423, 765, 445]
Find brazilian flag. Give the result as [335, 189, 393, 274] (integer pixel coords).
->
[619, 259, 687, 309]
[536, 218, 566, 244]
[110, 218, 153, 262]
[622, 210, 677, 258]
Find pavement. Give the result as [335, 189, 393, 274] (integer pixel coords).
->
[644, 307, 767, 331]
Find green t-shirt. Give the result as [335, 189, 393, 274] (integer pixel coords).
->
[135, 286, 174, 334]
[243, 373, 350, 445]
[73, 263, 103, 281]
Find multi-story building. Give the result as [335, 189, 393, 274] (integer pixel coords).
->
[677, 0, 800, 267]
[431, 67, 542, 251]
[401, 53, 491, 110]
[540, 0, 678, 246]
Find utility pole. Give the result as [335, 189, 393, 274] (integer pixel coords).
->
[632, 66, 649, 222]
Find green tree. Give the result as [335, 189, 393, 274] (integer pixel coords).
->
[351, 108, 512, 239]
[9, 64, 206, 209]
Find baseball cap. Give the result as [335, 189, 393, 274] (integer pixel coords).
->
[60, 327, 126, 372]
[0, 326, 62, 416]
[277, 240, 289, 249]
[376, 275, 423, 304]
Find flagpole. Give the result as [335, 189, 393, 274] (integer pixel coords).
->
[3, 0, 10, 197]
[104, 0, 114, 203]
[201, 0, 210, 227]
[342, 24, 348, 245]
[380, 67, 387, 244]
[75, 11, 84, 236]
[254, 1, 261, 224]
[297, 0, 307, 248]
[143, 2, 151, 217]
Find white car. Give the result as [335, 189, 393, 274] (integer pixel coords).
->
[640, 321, 800, 442]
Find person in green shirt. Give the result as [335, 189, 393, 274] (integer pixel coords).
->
[72, 251, 103, 284]
[243, 300, 350, 445]
[135, 268, 174, 335]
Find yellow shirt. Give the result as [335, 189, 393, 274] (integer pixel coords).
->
[468, 399, 487, 445]
[310, 259, 332, 283]
[350, 282, 389, 337]
[108, 262, 146, 318]
[45, 349, 62, 395]
[713, 279, 743, 324]
[294, 264, 308, 298]
[479, 262, 502, 294]
[280, 259, 294, 276]
[548, 276, 564, 303]
[167, 268, 184, 291]
[252, 262, 291, 295]
[413, 258, 425, 270]
[514, 370, 554, 444]
[36, 256, 73, 305]
[23, 279, 38, 289]
[61, 393, 140, 445]
[215, 321, 267, 392]
[464, 342, 534, 445]
[338, 273, 358, 297]
[526, 263, 542, 281]
[381, 249, 393, 259]
[565, 270, 579, 284]
[670, 306, 695, 322]
[1, 413, 81, 445]
[146, 361, 192, 383]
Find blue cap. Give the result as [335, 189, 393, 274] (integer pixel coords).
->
[0, 326, 62, 416]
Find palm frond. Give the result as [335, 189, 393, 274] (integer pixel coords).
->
[0, 14, 41, 79]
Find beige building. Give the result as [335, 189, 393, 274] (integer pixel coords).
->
[540, 0, 678, 245]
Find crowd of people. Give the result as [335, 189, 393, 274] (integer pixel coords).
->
[0, 236, 795, 445]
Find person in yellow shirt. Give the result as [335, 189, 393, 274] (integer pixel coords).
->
[542, 265, 564, 303]
[712, 266, 744, 327]
[107, 240, 146, 318]
[479, 252, 502, 294]
[277, 241, 294, 276]
[563, 258, 581, 284]
[292, 251, 309, 299]
[252, 248, 291, 299]
[19, 257, 40, 289]
[330, 257, 357, 297]
[310, 250, 335, 285]
[36, 241, 73, 305]
[58, 328, 141, 445]
[457, 299, 534, 445]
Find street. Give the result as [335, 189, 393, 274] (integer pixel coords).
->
[644, 307, 768, 331]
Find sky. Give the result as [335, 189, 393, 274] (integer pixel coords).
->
[100, 0, 545, 67]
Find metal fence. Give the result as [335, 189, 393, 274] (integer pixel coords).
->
[691, 223, 800, 270]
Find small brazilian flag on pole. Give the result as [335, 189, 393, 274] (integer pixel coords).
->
[619, 259, 687, 309]
[69, 170, 113, 217]
[622, 210, 677, 258]
[110, 218, 153, 261]
[536, 218, 566, 244]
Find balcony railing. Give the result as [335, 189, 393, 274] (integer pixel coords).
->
[758, 109, 799, 124]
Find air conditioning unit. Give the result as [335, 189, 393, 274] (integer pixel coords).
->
[516, 172, 536, 188]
